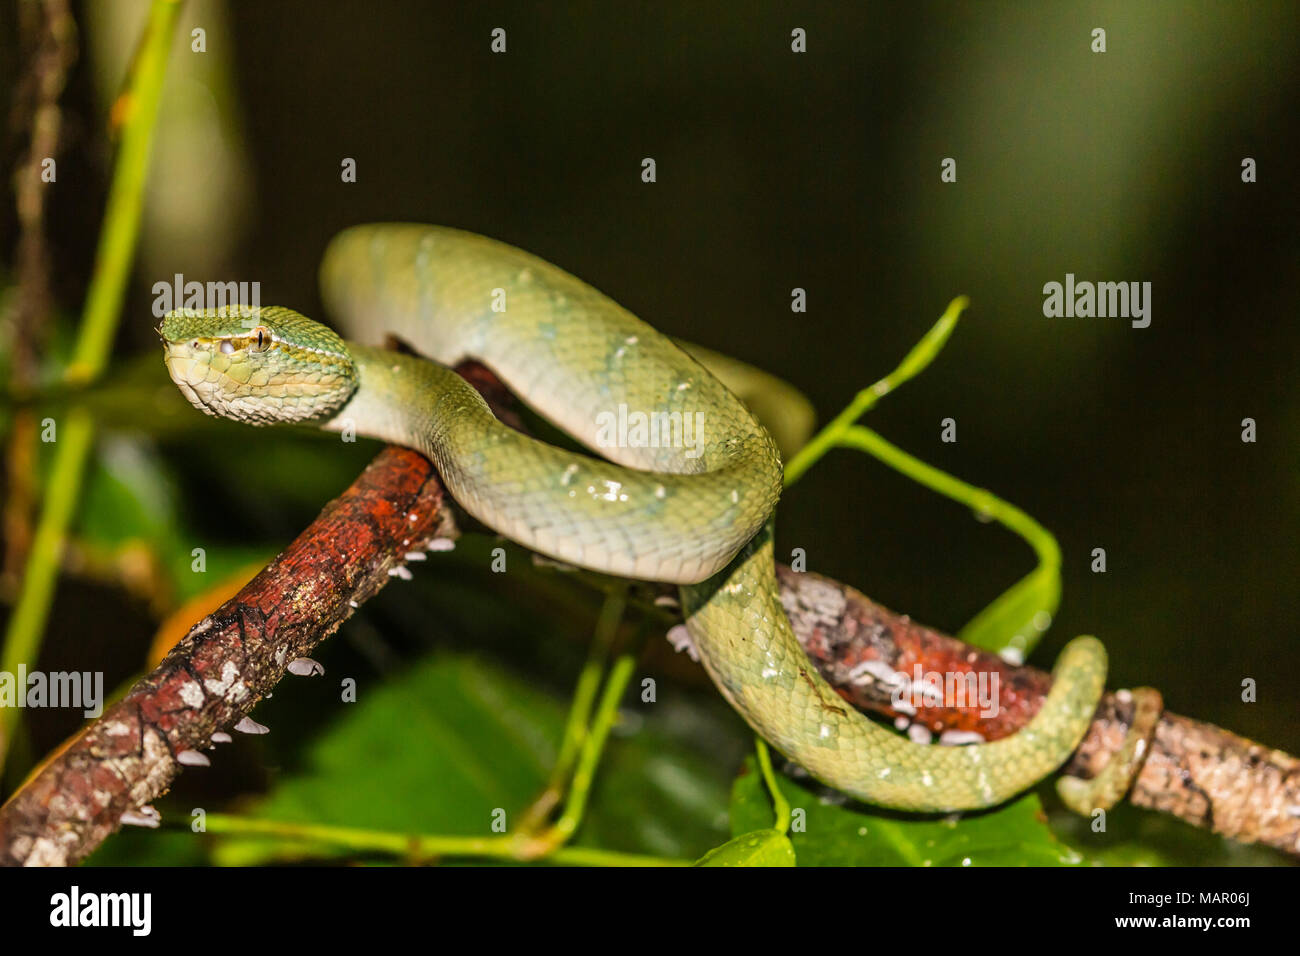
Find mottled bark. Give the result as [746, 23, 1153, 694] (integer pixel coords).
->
[776, 565, 1300, 856]
[0, 446, 453, 866]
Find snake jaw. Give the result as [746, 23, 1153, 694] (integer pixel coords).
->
[163, 351, 216, 419]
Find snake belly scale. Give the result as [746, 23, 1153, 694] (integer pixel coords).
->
[161, 223, 1107, 812]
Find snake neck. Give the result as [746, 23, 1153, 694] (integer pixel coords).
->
[321, 343, 493, 457]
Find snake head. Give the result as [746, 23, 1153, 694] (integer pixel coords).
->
[160, 306, 358, 425]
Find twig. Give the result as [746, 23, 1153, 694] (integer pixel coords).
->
[196, 813, 687, 867]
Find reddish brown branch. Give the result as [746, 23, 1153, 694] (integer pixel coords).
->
[778, 566, 1300, 856]
[0, 446, 453, 866]
[2, 368, 1296, 864]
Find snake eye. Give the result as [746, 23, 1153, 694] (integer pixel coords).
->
[250, 326, 271, 352]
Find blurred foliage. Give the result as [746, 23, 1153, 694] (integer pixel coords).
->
[86, 0, 254, 275]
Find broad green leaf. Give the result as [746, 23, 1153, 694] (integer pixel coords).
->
[730, 755, 1081, 866]
[206, 653, 731, 865]
[696, 829, 796, 867]
[211, 656, 559, 865]
[87, 828, 209, 867]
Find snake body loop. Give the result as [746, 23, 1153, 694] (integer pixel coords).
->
[1057, 687, 1162, 814]
[161, 223, 1107, 811]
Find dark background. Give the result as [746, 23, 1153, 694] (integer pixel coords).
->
[2, 1, 1297, 859]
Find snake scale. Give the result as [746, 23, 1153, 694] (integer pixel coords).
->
[161, 223, 1117, 812]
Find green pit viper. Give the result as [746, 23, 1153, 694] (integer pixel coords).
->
[162, 223, 1152, 813]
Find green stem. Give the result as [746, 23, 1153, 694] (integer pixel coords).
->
[552, 591, 625, 788]
[543, 653, 636, 847]
[519, 587, 625, 831]
[68, 0, 183, 384]
[0, 410, 93, 691]
[754, 739, 791, 834]
[776, 293, 1058, 655]
[199, 631, 643, 866]
[838, 423, 1061, 653]
[197, 813, 687, 867]
[0, 0, 182, 769]
[783, 295, 969, 488]
[837, 424, 1060, 571]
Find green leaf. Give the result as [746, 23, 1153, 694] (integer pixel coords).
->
[86, 828, 210, 867]
[209, 652, 732, 865]
[730, 755, 1082, 866]
[696, 828, 796, 866]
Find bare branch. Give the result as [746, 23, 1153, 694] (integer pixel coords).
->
[0, 445, 452, 866]
[777, 565, 1300, 856]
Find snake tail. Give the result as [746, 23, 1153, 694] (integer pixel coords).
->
[1057, 687, 1162, 815]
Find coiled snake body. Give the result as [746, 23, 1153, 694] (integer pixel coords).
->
[162, 223, 1110, 812]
